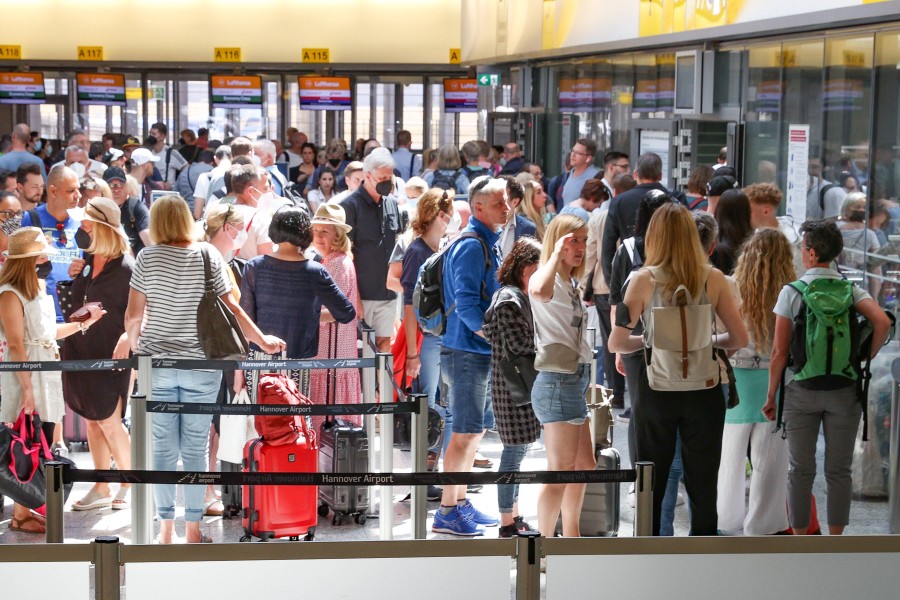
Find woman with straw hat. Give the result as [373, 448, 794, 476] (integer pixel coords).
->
[61, 197, 135, 512]
[0, 226, 105, 534]
[307, 203, 360, 434]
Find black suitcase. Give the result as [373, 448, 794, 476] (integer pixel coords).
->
[220, 460, 242, 518]
[317, 323, 370, 525]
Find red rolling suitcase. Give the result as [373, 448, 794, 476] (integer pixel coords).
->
[241, 371, 318, 542]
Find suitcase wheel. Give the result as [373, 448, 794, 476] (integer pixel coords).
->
[355, 514, 367, 526]
[304, 528, 315, 541]
[317, 503, 330, 518]
[239, 535, 251, 543]
[332, 515, 343, 526]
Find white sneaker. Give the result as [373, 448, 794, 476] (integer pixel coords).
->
[51, 442, 69, 459]
[675, 492, 685, 506]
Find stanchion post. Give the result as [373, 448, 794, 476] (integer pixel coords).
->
[44, 461, 65, 543]
[515, 531, 542, 600]
[131, 354, 154, 545]
[377, 351, 395, 540]
[409, 393, 428, 540]
[634, 461, 654, 537]
[361, 325, 378, 478]
[93, 536, 121, 600]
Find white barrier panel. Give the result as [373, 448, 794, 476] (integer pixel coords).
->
[547, 553, 900, 599]
[127, 556, 511, 600]
[1, 563, 89, 599]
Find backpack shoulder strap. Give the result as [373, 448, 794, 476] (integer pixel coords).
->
[27, 208, 41, 230]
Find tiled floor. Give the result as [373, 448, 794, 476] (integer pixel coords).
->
[0, 406, 894, 544]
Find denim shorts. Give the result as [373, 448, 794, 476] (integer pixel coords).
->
[440, 347, 494, 434]
[531, 365, 590, 425]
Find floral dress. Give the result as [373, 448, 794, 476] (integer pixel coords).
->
[308, 251, 361, 434]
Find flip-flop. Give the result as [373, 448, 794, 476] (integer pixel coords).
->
[203, 498, 224, 517]
[72, 489, 113, 511]
[9, 514, 46, 534]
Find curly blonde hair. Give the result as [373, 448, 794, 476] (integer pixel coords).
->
[732, 228, 796, 354]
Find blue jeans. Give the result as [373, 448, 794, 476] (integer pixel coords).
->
[498, 443, 530, 513]
[440, 348, 494, 434]
[152, 369, 222, 522]
[413, 334, 441, 408]
[531, 365, 591, 425]
[659, 432, 686, 537]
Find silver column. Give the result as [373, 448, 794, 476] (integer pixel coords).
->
[131, 354, 154, 545]
[890, 358, 900, 533]
[634, 461, 655, 537]
[93, 536, 122, 600]
[44, 461, 65, 543]
[409, 393, 428, 539]
[515, 531, 542, 600]
[377, 352, 394, 540]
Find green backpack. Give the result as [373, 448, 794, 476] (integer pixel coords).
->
[787, 278, 858, 387]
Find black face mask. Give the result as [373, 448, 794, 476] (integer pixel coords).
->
[75, 228, 91, 250]
[848, 210, 866, 222]
[328, 158, 341, 168]
[36, 261, 52, 279]
[374, 179, 393, 197]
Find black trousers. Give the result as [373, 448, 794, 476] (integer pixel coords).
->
[593, 294, 625, 400]
[632, 360, 725, 536]
[621, 352, 643, 469]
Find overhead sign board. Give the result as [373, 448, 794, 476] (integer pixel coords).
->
[443, 78, 478, 113]
[76, 73, 126, 106]
[0, 72, 45, 104]
[210, 75, 262, 108]
[298, 76, 351, 111]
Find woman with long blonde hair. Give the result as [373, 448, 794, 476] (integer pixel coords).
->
[717, 228, 794, 535]
[528, 214, 594, 537]
[608, 203, 748, 535]
[515, 173, 549, 240]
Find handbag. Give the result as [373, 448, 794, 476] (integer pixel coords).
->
[218, 387, 257, 464]
[0, 412, 74, 509]
[534, 343, 580, 374]
[499, 353, 538, 406]
[197, 246, 249, 360]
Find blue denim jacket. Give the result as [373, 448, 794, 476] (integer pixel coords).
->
[441, 217, 500, 355]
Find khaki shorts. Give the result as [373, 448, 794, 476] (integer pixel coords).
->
[362, 298, 399, 338]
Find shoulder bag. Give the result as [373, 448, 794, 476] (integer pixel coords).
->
[197, 246, 249, 360]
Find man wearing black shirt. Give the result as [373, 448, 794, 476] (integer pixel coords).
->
[340, 148, 403, 353]
[103, 166, 150, 256]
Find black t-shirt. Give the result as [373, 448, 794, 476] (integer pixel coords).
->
[120, 196, 150, 256]
[340, 187, 402, 301]
[401, 237, 435, 306]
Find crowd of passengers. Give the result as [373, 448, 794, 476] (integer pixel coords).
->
[0, 123, 890, 542]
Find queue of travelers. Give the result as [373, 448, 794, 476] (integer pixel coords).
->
[0, 121, 892, 544]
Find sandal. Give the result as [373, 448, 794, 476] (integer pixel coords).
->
[9, 514, 46, 534]
[72, 489, 113, 511]
[203, 498, 224, 517]
[188, 533, 213, 544]
[112, 488, 129, 511]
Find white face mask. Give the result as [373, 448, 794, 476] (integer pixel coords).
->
[231, 227, 248, 250]
[445, 210, 461, 234]
[255, 191, 276, 211]
[405, 195, 420, 211]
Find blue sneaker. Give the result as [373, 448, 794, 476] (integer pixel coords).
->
[458, 499, 499, 527]
[432, 507, 485, 537]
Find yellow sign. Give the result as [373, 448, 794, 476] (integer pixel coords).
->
[77, 46, 104, 61]
[449, 48, 461, 64]
[777, 50, 796, 67]
[302, 48, 330, 63]
[0, 45, 22, 60]
[655, 53, 675, 66]
[843, 50, 866, 68]
[125, 87, 142, 100]
[214, 47, 241, 62]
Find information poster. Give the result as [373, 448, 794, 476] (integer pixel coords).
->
[639, 129, 671, 189]
[0, 72, 45, 104]
[210, 75, 262, 108]
[786, 124, 810, 222]
[443, 78, 477, 113]
[298, 76, 351, 111]
[76, 73, 126, 106]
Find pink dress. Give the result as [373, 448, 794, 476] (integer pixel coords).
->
[308, 251, 362, 434]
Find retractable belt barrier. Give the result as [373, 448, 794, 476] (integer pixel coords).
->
[144, 401, 416, 416]
[63, 466, 637, 487]
[0, 357, 375, 372]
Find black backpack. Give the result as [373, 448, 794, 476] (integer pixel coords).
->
[282, 182, 312, 216]
[431, 170, 459, 192]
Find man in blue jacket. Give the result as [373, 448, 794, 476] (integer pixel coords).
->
[432, 176, 509, 536]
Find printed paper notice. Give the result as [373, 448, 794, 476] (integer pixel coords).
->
[786, 125, 809, 222]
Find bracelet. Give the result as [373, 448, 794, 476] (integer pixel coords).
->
[406, 354, 419, 360]
[78, 322, 89, 334]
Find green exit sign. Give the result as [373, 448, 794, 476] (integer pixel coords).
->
[478, 74, 499, 86]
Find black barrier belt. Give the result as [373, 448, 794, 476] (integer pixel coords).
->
[150, 358, 376, 371]
[64, 468, 637, 487]
[0, 358, 136, 372]
[145, 401, 419, 416]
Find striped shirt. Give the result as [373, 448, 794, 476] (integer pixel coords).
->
[130, 243, 231, 358]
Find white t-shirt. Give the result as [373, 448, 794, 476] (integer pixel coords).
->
[152, 145, 188, 186]
[234, 198, 292, 260]
[284, 150, 302, 169]
[530, 273, 592, 366]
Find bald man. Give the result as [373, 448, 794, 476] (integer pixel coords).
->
[21, 165, 82, 321]
[0, 123, 47, 179]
